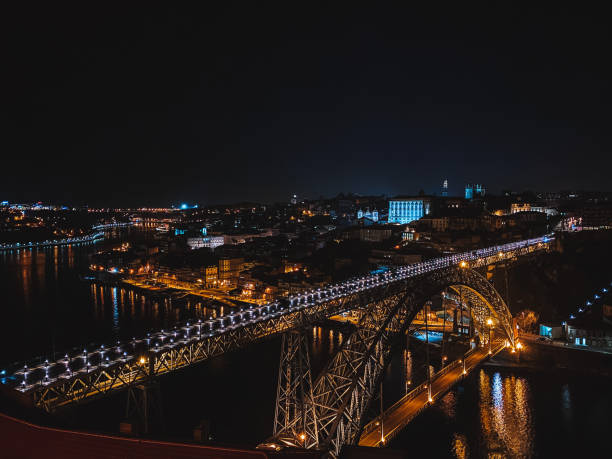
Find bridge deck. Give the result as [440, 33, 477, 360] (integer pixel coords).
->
[359, 341, 506, 447]
[1, 235, 550, 411]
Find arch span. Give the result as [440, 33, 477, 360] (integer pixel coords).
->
[272, 267, 514, 456]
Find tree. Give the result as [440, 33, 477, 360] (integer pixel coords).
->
[516, 309, 539, 333]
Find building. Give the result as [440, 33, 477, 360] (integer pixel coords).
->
[196, 265, 219, 288]
[538, 323, 563, 339]
[566, 323, 612, 348]
[441, 179, 448, 197]
[402, 227, 419, 241]
[341, 226, 393, 242]
[580, 205, 612, 229]
[511, 202, 558, 217]
[356, 208, 379, 222]
[465, 184, 485, 200]
[218, 257, 244, 287]
[510, 203, 531, 214]
[186, 235, 225, 250]
[388, 197, 433, 224]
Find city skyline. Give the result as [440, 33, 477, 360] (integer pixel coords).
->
[2, 4, 612, 206]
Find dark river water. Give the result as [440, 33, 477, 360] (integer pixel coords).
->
[1, 229, 610, 458]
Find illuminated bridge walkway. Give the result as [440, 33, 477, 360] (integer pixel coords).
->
[0, 231, 104, 251]
[358, 340, 506, 447]
[2, 236, 552, 420]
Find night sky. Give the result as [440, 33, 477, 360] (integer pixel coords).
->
[2, 4, 611, 206]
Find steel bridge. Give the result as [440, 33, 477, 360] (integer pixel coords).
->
[3, 235, 552, 447]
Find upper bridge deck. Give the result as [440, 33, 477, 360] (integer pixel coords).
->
[1, 234, 553, 410]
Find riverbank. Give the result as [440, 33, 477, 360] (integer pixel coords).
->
[488, 341, 612, 377]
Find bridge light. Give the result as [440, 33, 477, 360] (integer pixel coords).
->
[516, 342, 523, 350]
[487, 319, 493, 326]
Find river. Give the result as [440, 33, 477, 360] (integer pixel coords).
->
[0, 228, 610, 457]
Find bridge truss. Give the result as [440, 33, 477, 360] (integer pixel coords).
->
[269, 266, 519, 456]
[5, 236, 551, 416]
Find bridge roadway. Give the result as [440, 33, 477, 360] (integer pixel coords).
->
[2, 235, 552, 411]
[358, 340, 506, 447]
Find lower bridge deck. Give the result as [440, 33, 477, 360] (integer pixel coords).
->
[359, 340, 506, 447]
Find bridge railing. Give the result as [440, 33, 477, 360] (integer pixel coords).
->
[360, 344, 492, 441]
[360, 347, 472, 438]
[0, 231, 104, 251]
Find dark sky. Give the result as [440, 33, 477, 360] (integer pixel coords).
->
[2, 4, 611, 206]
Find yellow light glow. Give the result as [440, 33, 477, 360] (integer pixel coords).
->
[487, 318, 493, 326]
[139, 357, 146, 364]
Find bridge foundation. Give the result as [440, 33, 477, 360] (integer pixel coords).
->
[124, 380, 164, 435]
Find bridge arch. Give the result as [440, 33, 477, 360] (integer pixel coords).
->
[273, 267, 514, 456]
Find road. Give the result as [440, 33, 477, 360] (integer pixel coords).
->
[359, 341, 505, 447]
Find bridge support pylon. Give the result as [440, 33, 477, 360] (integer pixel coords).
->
[272, 329, 318, 449]
[125, 379, 164, 435]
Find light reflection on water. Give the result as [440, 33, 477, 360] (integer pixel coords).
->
[111, 286, 119, 339]
[0, 234, 225, 364]
[452, 432, 469, 459]
[389, 367, 548, 458]
[477, 370, 534, 458]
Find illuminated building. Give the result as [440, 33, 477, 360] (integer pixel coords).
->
[186, 235, 224, 250]
[357, 208, 379, 222]
[511, 203, 558, 217]
[510, 203, 531, 213]
[388, 197, 433, 224]
[441, 179, 448, 197]
[465, 184, 485, 200]
[203, 265, 218, 288]
[218, 257, 244, 287]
